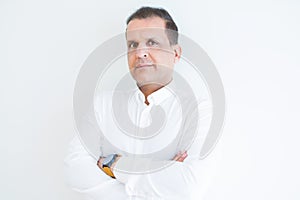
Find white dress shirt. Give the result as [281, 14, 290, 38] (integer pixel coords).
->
[64, 81, 216, 200]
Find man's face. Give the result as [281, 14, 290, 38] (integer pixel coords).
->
[126, 17, 181, 87]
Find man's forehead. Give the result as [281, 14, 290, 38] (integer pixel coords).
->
[126, 28, 167, 41]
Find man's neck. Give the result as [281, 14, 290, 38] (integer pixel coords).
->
[138, 79, 172, 105]
[139, 84, 162, 105]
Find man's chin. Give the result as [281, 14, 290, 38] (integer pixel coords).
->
[135, 79, 167, 88]
[132, 72, 156, 84]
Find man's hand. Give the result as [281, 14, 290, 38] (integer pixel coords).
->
[97, 155, 121, 176]
[172, 151, 188, 162]
[97, 151, 187, 178]
[110, 156, 121, 171]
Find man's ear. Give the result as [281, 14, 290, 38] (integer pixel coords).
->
[173, 44, 182, 63]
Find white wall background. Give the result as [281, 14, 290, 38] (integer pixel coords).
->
[1, 0, 299, 199]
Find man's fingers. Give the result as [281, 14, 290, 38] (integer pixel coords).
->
[172, 151, 188, 162]
[172, 153, 181, 161]
[177, 152, 188, 162]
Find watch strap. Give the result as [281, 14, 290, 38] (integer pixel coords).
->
[100, 154, 118, 178]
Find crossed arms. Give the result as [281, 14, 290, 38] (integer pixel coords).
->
[64, 100, 216, 199]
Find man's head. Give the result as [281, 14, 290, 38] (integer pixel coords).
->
[125, 7, 181, 88]
[126, 7, 178, 45]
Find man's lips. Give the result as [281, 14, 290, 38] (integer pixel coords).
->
[135, 64, 155, 68]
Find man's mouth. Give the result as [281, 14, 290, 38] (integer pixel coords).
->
[135, 63, 154, 68]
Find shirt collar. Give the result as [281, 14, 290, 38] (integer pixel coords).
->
[135, 80, 176, 105]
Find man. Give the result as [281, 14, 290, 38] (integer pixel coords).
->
[65, 7, 214, 200]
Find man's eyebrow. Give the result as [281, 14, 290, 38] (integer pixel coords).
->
[147, 37, 159, 41]
[126, 37, 162, 44]
[126, 40, 137, 43]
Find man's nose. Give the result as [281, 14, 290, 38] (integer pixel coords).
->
[135, 47, 149, 58]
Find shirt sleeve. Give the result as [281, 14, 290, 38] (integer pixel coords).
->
[64, 135, 128, 200]
[113, 100, 217, 199]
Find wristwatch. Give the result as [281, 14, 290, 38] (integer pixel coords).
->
[100, 154, 118, 178]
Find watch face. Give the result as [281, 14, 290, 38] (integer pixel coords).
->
[103, 154, 115, 165]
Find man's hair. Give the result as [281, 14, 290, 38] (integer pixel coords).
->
[126, 7, 179, 45]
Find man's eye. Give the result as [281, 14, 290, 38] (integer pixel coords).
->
[147, 40, 158, 46]
[128, 42, 138, 48]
